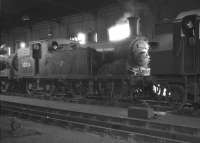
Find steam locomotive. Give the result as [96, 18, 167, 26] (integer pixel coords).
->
[0, 9, 200, 105]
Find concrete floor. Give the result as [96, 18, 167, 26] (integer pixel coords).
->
[0, 116, 137, 143]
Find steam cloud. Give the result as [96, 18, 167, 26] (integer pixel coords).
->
[118, 0, 150, 17]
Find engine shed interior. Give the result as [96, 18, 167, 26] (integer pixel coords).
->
[0, 0, 200, 128]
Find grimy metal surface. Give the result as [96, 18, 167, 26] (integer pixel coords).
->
[0, 101, 199, 143]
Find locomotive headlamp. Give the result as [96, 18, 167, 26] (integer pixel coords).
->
[20, 42, 26, 49]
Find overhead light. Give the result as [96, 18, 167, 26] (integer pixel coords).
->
[8, 47, 11, 56]
[20, 42, 26, 48]
[94, 33, 98, 42]
[0, 44, 6, 49]
[77, 33, 86, 44]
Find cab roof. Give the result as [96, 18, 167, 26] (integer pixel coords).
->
[176, 9, 200, 20]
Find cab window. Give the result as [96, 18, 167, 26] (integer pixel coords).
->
[48, 41, 58, 52]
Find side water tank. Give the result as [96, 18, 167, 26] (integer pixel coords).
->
[0, 60, 7, 71]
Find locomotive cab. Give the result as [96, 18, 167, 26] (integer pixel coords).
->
[0, 44, 12, 76]
[150, 9, 200, 76]
[0, 44, 13, 92]
[150, 9, 200, 104]
[0, 46, 9, 71]
[174, 10, 200, 74]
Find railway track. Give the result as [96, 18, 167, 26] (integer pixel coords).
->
[0, 101, 199, 143]
[4, 92, 175, 111]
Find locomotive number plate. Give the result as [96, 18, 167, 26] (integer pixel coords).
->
[22, 62, 31, 68]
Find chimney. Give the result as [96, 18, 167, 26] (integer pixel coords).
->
[128, 17, 141, 37]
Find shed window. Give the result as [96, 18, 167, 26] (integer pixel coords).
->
[108, 23, 130, 41]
